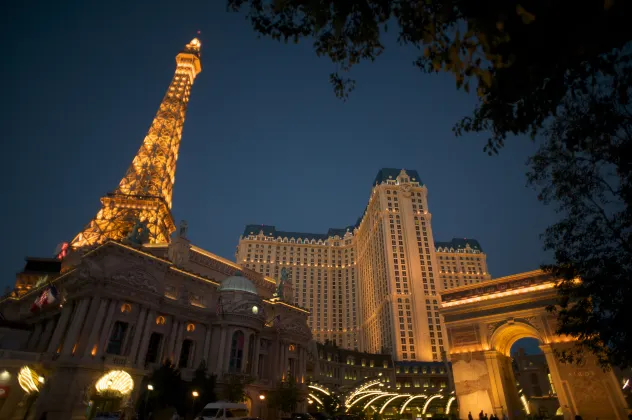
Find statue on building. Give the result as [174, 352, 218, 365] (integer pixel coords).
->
[126, 219, 150, 245]
[178, 220, 188, 238]
[277, 267, 288, 300]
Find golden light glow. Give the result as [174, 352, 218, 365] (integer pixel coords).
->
[445, 396, 456, 414]
[156, 316, 166, 325]
[121, 303, 132, 313]
[71, 38, 202, 249]
[442, 282, 555, 307]
[91, 345, 98, 356]
[186, 323, 195, 332]
[378, 394, 409, 414]
[308, 385, 331, 396]
[520, 394, 530, 414]
[399, 395, 429, 414]
[18, 366, 43, 394]
[364, 393, 397, 410]
[421, 394, 443, 414]
[309, 393, 324, 406]
[346, 392, 384, 411]
[95, 370, 134, 395]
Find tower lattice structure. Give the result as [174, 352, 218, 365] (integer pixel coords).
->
[71, 38, 202, 248]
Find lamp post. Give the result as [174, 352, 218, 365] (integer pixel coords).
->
[259, 394, 265, 419]
[192, 390, 199, 416]
[145, 384, 153, 420]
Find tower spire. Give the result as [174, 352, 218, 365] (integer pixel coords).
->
[71, 38, 202, 249]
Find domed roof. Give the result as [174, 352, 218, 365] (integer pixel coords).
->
[218, 271, 258, 295]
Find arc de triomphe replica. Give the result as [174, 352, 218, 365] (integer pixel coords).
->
[440, 270, 629, 420]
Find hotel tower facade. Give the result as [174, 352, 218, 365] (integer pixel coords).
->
[236, 169, 491, 362]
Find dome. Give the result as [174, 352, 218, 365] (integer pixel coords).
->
[218, 271, 258, 295]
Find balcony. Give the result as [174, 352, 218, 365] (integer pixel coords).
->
[0, 349, 41, 363]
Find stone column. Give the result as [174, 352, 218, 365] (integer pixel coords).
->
[127, 307, 147, 360]
[223, 328, 235, 372]
[251, 335, 261, 379]
[173, 322, 185, 367]
[96, 299, 118, 357]
[27, 322, 44, 350]
[61, 298, 91, 355]
[202, 326, 212, 367]
[299, 347, 305, 383]
[165, 320, 179, 363]
[540, 344, 574, 420]
[242, 331, 251, 373]
[484, 350, 521, 419]
[136, 310, 155, 366]
[37, 318, 57, 352]
[215, 327, 228, 373]
[208, 327, 222, 373]
[82, 299, 108, 359]
[75, 297, 104, 356]
[46, 304, 73, 353]
[278, 339, 286, 381]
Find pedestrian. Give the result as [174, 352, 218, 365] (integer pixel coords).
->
[480, 410, 485, 420]
[468, 412, 474, 420]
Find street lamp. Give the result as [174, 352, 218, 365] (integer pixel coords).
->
[259, 394, 265, 418]
[192, 391, 199, 415]
[145, 384, 154, 420]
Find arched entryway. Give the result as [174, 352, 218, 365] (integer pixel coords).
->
[86, 370, 134, 419]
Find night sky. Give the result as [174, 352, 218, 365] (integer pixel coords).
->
[2, 0, 558, 304]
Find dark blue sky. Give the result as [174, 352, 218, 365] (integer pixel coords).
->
[1, 0, 558, 292]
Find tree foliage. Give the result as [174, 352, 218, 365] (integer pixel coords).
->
[222, 374, 254, 403]
[227, 0, 632, 153]
[192, 361, 218, 406]
[268, 375, 303, 414]
[145, 360, 187, 414]
[527, 49, 632, 369]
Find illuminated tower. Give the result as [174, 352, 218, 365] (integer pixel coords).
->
[71, 38, 202, 248]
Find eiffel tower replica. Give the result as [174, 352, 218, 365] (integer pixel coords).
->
[71, 38, 202, 248]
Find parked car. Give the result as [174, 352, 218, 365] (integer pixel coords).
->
[291, 413, 317, 420]
[196, 402, 249, 420]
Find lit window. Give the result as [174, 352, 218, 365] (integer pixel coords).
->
[120, 303, 132, 313]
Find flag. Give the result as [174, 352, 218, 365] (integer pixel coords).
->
[30, 286, 58, 313]
[266, 314, 281, 327]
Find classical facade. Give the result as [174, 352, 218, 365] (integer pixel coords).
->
[237, 168, 491, 361]
[0, 234, 311, 419]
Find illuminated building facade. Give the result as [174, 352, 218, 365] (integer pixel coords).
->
[237, 169, 490, 362]
[435, 238, 491, 289]
[0, 38, 311, 420]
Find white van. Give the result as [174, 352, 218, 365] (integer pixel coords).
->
[196, 402, 249, 420]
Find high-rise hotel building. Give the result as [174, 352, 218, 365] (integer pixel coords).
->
[236, 169, 491, 362]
